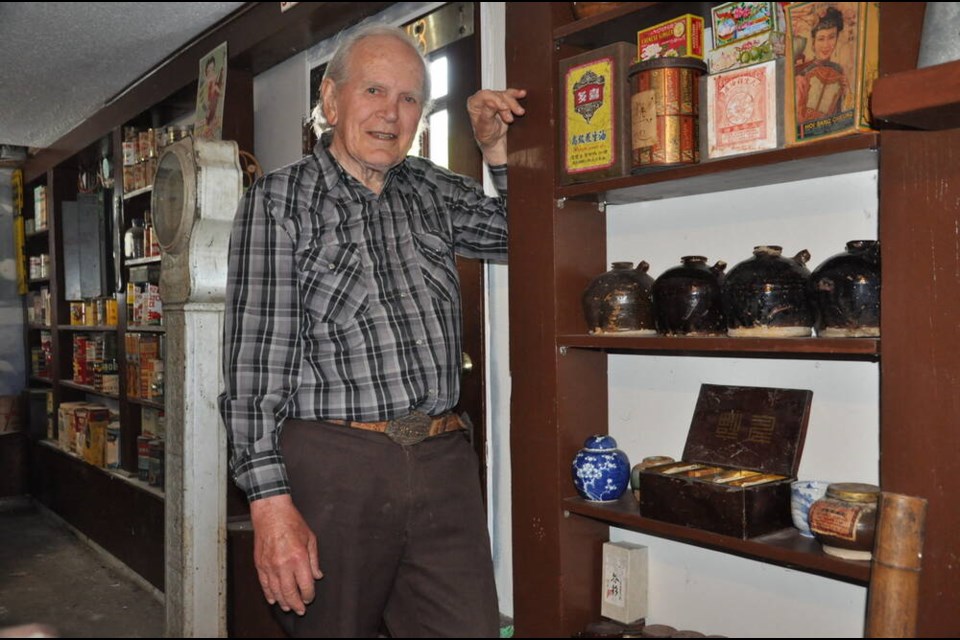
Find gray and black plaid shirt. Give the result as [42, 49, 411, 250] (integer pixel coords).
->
[219, 137, 508, 501]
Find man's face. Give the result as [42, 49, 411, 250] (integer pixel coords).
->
[322, 35, 425, 184]
[813, 26, 838, 61]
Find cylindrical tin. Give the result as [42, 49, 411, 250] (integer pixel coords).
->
[629, 57, 706, 171]
[809, 482, 880, 560]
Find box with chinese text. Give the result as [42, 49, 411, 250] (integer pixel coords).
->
[638, 384, 812, 538]
[559, 42, 634, 185]
[785, 2, 879, 145]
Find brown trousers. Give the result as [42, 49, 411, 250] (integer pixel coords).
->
[276, 419, 500, 638]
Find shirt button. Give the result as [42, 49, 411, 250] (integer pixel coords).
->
[428, 389, 436, 395]
[327, 263, 336, 270]
[415, 339, 424, 345]
[400, 292, 407, 297]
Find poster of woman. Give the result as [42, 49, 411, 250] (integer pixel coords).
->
[194, 42, 227, 140]
[786, 2, 878, 144]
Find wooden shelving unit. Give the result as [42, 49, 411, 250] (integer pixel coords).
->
[505, 2, 960, 636]
[563, 494, 871, 584]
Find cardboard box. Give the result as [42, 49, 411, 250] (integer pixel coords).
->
[559, 42, 635, 185]
[637, 15, 704, 61]
[638, 384, 812, 538]
[785, 2, 879, 145]
[81, 407, 110, 467]
[703, 59, 785, 159]
[601, 542, 648, 624]
[708, 2, 786, 74]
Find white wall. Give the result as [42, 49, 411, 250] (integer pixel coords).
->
[253, 53, 307, 173]
[478, 1, 513, 619]
[605, 171, 879, 637]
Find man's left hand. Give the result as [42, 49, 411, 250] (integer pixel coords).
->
[467, 88, 527, 166]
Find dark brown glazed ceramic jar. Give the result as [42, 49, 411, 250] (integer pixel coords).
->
[582, 261, 656, 335]
[651, 256, 726, 336]
[809, 240, 880, 337]
[722, 245, 814, 337]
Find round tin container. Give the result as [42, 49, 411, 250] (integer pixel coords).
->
[628, 57, 706, 172]
[808, 482, 879, 560]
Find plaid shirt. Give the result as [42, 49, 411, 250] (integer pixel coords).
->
[219, 138, 508, 501]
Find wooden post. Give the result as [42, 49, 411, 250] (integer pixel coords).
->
[866, 492, 928, 637]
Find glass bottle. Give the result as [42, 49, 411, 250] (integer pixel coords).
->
[124, 218, 145, 259]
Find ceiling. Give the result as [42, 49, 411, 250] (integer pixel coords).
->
[0, 2, 246, 150]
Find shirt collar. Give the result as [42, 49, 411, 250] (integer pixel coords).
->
[312, 130, 413, 200]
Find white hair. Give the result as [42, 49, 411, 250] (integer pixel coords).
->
[309, 23, 433, 139]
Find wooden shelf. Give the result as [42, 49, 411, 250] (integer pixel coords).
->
[30, 376, 52, 385]
[27, 277, 50, 285]
[122, 185, 153, 200]
[873, 59, 960, 130]
[128, 397, 164, 410]
[37, 439, 164, 499]
[126, 325, 165, 333]
[558, 334, 880, 360]
[59, 380, 120, 401]
[564, 494, 871, 585]
[558, 134, 880, 204]
[57, 324, 118, 332]
[27, 324, 52, 330]
[25, 227, 50, 238]
[125, 256, 161, 266]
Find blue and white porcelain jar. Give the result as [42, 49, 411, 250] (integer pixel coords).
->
[572, 435, 631, 502]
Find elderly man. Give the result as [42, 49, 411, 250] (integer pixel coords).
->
[219, 23, 525, 638]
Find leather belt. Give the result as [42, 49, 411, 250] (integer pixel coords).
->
[327, 410, 464, 446]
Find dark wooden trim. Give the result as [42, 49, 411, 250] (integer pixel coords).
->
[873, 60, 960, 130]
[558, 335, 879, 359]
[879, 129, 960, 636]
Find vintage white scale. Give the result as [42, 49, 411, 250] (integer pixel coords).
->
[152, 138, 242, 638]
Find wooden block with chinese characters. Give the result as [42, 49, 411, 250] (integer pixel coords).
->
[602, 541, 648, 624]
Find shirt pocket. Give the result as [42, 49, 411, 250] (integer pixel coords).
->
[298, 243, 369, 324]
[412, 232, 459, 303]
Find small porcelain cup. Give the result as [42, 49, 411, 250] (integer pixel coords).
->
[791, 479, 831, 537]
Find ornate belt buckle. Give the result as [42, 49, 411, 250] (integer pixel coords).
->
[385, 410, 433, 446]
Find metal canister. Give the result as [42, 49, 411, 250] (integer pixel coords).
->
[808, 482, 879, 560]
[629, 57, 706, 171]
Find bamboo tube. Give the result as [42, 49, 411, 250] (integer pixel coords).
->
[865, 492, 928, 638]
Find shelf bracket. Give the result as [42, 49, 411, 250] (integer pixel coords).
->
[598, 200, 606, 213]
[559, 346, 568, 356]
[556, 197, 566, 210]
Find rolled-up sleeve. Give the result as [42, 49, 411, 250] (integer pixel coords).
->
[219, 178, 302, 502]
[447, 163, 509, 260]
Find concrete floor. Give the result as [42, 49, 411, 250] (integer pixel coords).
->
[0, 499, 164, 638]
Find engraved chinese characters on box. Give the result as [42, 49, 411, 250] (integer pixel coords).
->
[559, 42, 634, 185]
[638, 384, 812, 538]
[705, 59, 785, 159]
